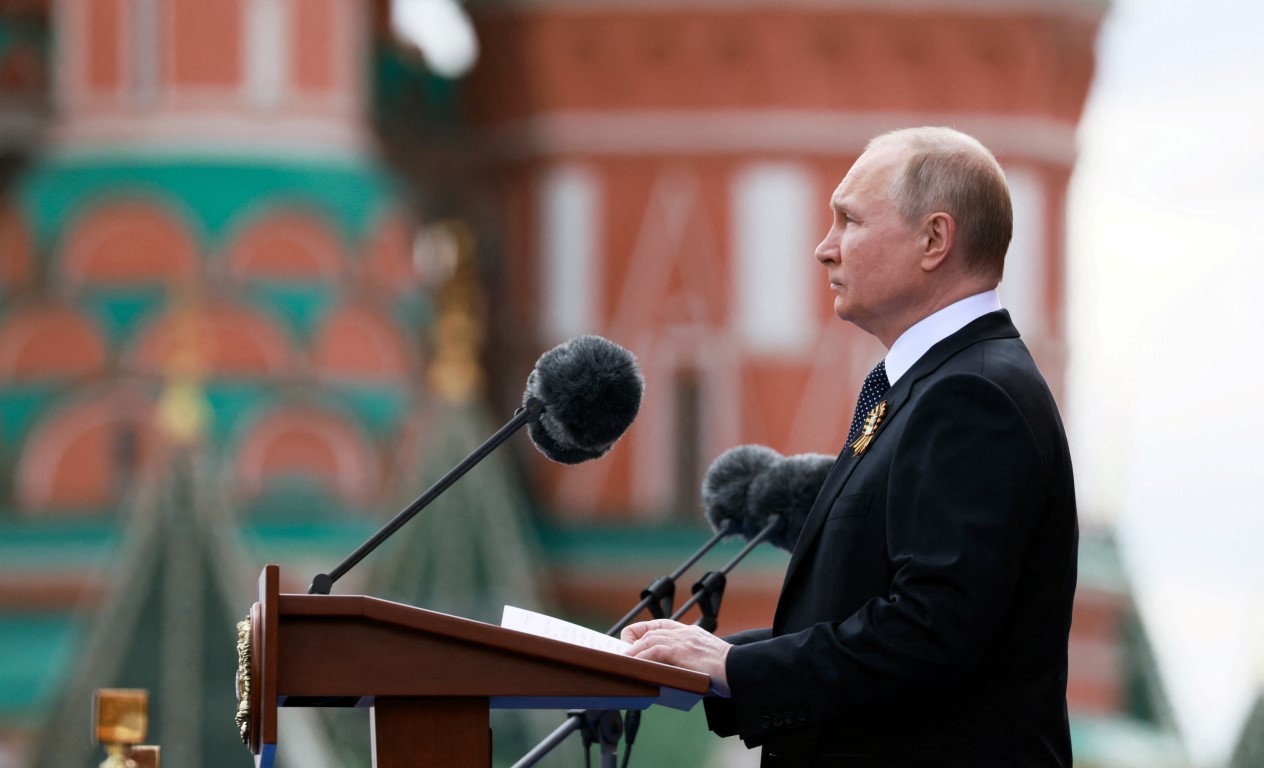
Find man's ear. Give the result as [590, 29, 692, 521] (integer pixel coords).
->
[920, 212, 954, 272]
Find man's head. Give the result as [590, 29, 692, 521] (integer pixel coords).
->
[870, 127, 1012, 281]
[815, 127, 1012, 347]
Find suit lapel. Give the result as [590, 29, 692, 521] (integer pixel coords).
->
[778, 372, 917, 591]
[775, 311, 1021, 610]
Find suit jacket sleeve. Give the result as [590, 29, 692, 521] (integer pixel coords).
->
[703, 627, 773, 735]
[721, 373, 1050, 742]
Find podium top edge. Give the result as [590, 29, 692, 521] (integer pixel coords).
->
[273, 592, 710, 695]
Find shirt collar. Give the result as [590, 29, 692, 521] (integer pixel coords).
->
[884, 290, 1002, 386]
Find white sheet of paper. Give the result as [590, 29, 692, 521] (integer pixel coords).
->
[501, 606, 630, 656]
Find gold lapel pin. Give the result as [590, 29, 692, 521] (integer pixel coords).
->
[850, 400, 888, 456]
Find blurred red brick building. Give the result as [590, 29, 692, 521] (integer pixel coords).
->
[461, 0, 1182, 762]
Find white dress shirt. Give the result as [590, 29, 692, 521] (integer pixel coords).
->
[884, 290, 1003, 386]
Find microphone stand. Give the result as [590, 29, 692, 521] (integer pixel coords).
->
[307, 398, 545, 595]
[607, 518, 734, 632]
[615, 515, 786, 768]
[514, 710, 620, 768]
[607, 518, 735, 768]
[512, 516, 771, 768]
[670, 514, 783, 630]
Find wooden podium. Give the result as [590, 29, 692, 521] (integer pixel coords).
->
[238, 566, 710, 768]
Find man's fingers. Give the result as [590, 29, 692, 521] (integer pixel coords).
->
[626, 625, 701, 656]
[619, 621, 649, 643]
[626, 630, 680, 663]
[624, 628, 669, 656]
[620, 618, 684, 643]
[630, 643, 673, 664]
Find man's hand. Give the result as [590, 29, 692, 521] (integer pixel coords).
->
[621, 619, 732, 697]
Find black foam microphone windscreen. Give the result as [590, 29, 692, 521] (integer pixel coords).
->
[747, 452, 834, 551]
[523, 335, 645, 464]
[701, 445, 782, 538]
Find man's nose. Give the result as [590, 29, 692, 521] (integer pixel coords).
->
[815, 234, 837, 265]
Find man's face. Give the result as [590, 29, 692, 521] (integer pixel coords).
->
[814, 143, 924, 345]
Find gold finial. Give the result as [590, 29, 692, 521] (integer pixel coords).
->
[157, 284, 209, 444]
[423, 220, 487, 403]
[157, 378, 210, 444]
[94, 689, 148, 768]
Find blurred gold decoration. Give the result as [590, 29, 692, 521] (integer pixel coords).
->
[94, 689, 147, 768]
[234, 617, 252, 745]
[157, 284, 210, 444]
[426, 220, 486, 403]
[157, 378, 209, 444]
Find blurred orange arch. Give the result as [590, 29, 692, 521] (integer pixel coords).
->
[128, 299, 293, 378]
[60, 199, 200, 286]
[312, 303, 409, 381]
[226, 208, 345, 282]
[233, 404, 380, 507]
[0, 302, 109, 380]
[16, 384, 159, 513]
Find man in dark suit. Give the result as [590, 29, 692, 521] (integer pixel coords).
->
[623, 126, 1078, 766]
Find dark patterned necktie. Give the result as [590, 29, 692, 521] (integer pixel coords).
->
[846, 360, 890, 448]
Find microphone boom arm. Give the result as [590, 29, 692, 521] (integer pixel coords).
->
[308, 398, 546, 595]
[606, 518, 733, 634]
[670, 514, 783, 626]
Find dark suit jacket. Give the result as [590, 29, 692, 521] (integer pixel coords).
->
[705, 311, 1078, 767]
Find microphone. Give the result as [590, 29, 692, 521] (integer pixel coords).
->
[308, 335, 643, 594]
[701, 445, 833, 552]
[604, 443, 790, 632]
[525, 335, 645, 464]
[701, 444, 781, 539]
[747, 452, 833, 551]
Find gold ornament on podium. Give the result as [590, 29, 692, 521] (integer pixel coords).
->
[236, 617, 254, 745]
[93, 689, 148, 768]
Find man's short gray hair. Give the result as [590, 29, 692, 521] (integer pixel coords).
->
[868, 127, 1013, 280]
